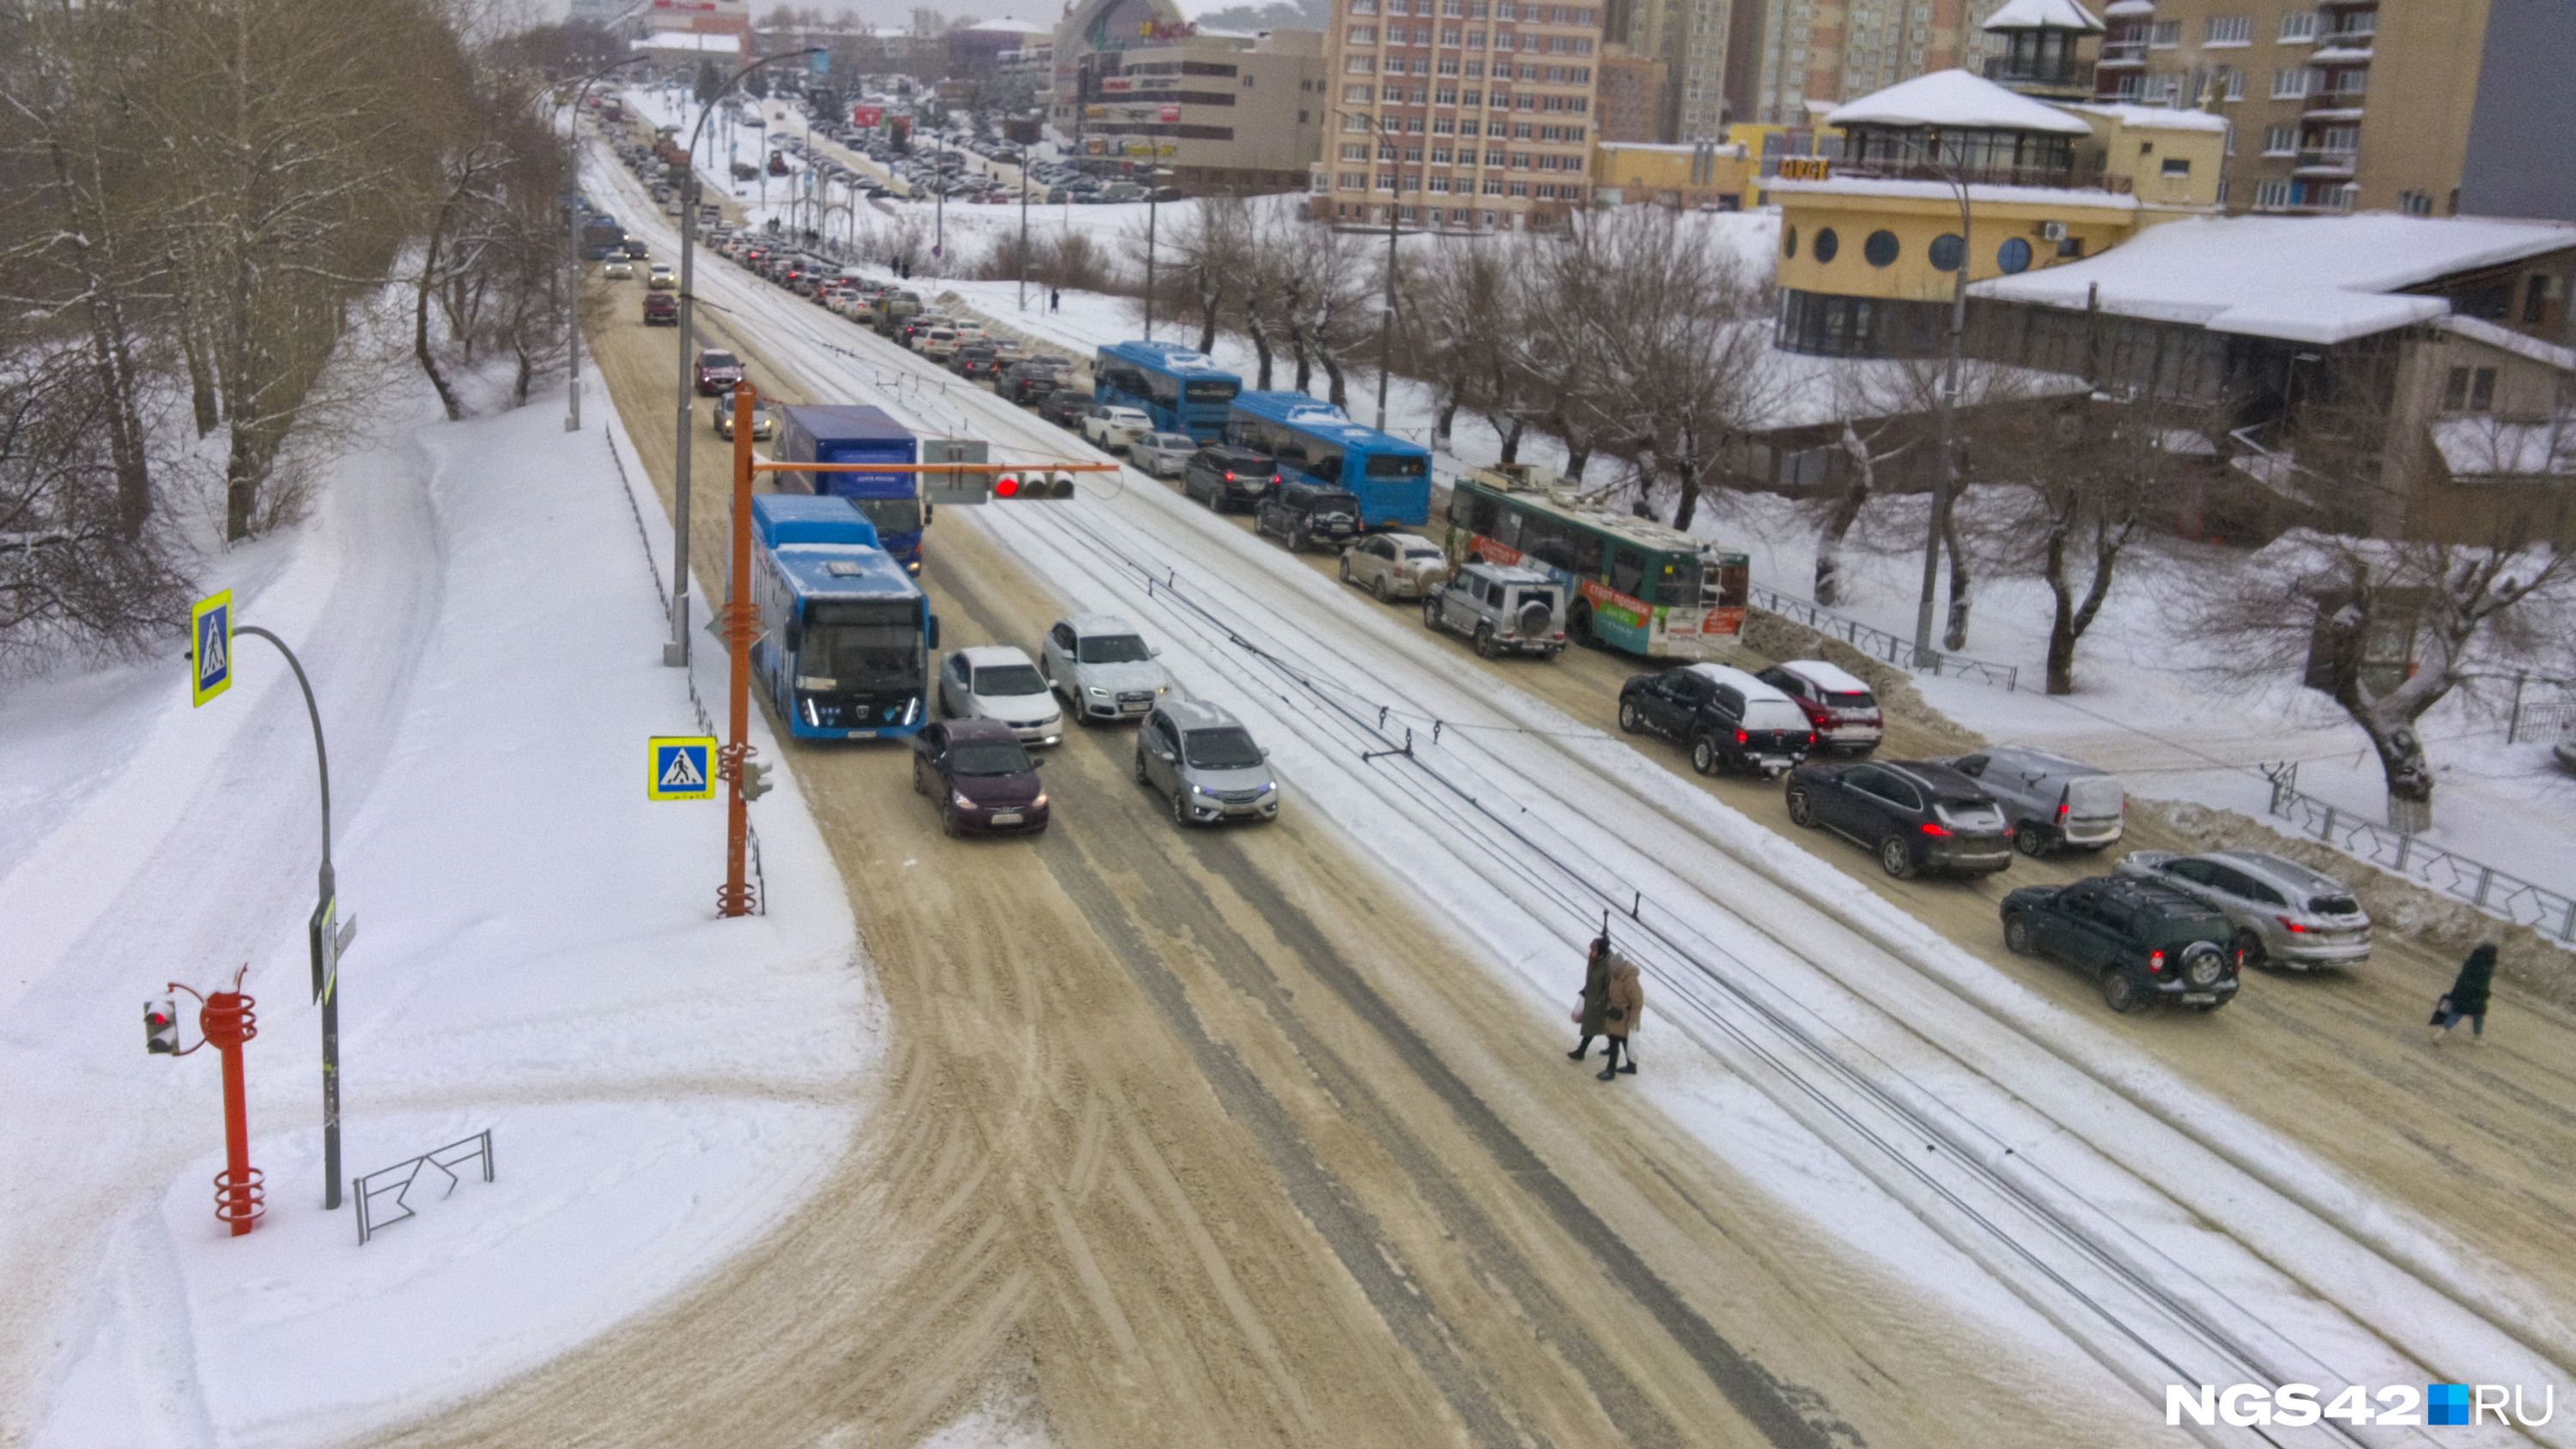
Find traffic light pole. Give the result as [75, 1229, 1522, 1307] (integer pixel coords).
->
[233, 625, 345, 1210]
[719, 383, 759, 918]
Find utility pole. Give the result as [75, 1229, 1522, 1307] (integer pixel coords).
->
[1375, 161, 1400, 434]
[1018, 144, 1031, 311]
[668, 49, 823, 670]
[1911, 128, 1971, 664]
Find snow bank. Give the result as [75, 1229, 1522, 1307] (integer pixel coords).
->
[5, 382, 873, 1448]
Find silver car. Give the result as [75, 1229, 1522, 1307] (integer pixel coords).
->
[2114, 848, 2373, 969]
[937, 645, 1064, 745]
[1339, 532, 1451, 602]
[1039, 613, 1176, 725]
[1131, 431, 1198, 477]
[1937, 745, 2125, 856]
[1134, 699, 1279, 826]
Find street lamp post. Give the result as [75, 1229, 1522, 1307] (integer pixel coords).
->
[1142, 165, 1175, 339]
[562, 57, 649, 433]
[1333, 109, 1406, 433]
[1018, 145, 1031, 311]
[667, 48, 823, 670]
[1910, 128, 1973, 663]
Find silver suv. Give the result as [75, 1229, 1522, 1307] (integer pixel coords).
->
[1937, 746, 2126, 856]
[2114, 848, 2373, 970]
[1039, 614, 1176, 725]
[1134, 700, 1280, 826]
[1422, 561, 1565, 659]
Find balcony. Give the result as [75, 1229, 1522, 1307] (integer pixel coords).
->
[1832, 158, 2133, 194]
[2096, 39, 2147, 67]
[2304, 89, 2366, 118]
[2293, 149, 2358, 178]
[1984, 55, 2098, 88]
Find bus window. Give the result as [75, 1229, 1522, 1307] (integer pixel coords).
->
[802, 600, 923, 688]
[1571, 530, 1603, 577]
[1490, 502, 1523, 549]
[1649, 555, 1704, 608]
[1460, 492, 1499, 537]
[1364, 452, 1427, 478]
[1522, 515, 1577, 572]
[1185, 379, 1240, 403]
[1610, 549, 1643, 599]
[1713, 560, 1749, 609]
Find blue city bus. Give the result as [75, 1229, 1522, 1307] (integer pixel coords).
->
[746, 495, 941, 740]
[1094, 341, 1242, 442]
[1224, 391, 1432, 529]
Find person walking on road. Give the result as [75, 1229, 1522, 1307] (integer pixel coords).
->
[2431, 942, 2498, 1043]
[1598, 955, 1643, 1081]
[1049, 287, 1060, 312]
[1568, 936, 1612, 1062]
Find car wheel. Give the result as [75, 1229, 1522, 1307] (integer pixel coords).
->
[1339, 557, 1353, 584]
[2002, 913, 2034, 956]
[1878, 834, 1917, 879]
[941, 806, 962, 839]
[2014, 822, 2049, 857]
[1617, 700, 1643, 734]
[1373, 574, 1392, 603]
[1170, 787, 1192, 828]
[2100, 969, 2151, 1016]
[1473, 625, 1498, 659]
[1786, 785, 1816, 828]
[1566, 603, 1595, 648]
[1289, 525, 1309, 552]
[1133, 748, 1150, 785]
[2233, 928, 2269, 972]
[911, 761, 926, 796]
[1423, 598, 1443, 632]
[1689, 736, 1719, 776]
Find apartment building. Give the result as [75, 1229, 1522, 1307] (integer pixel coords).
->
[1606, 0, 1734, 138]
[2091, 0, 2565, 218]
[1727, 0, 1991, 127]
[1077, 31, 1331, 193]
[1317, 0, 1608, 229]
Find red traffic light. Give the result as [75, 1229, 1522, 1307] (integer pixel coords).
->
[994, 472, 1021, 498]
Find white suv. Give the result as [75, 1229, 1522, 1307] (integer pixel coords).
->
[1038, 614, 1176, 725]
[1081, 404, 1153, 452]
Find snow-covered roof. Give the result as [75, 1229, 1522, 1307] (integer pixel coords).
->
[1767, 175, 2139, 209]
[2063, 101, 2229, 133]
[2101, 0, 2154, 14]
[631, 30, 740, 52]
[1981, 0, 2105, 33]
[1824, 70, 2095, 135]
[2436, 313, 2576, 371]
[2433, 416, 2576, 477]
[1970, 214, 2576, 344]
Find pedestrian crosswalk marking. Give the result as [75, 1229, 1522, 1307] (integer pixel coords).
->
[660, 749, 704, 790]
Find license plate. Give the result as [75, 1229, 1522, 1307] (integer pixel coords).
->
[989, 812, 1023, 826]
[2182, 992, 2216, 1003]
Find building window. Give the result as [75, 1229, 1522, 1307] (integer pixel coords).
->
[1510, 150, 1531, 167]
[2148, 20, 2180, 45]
[1407, 112, 1426, 129]
[2160, 157, 2190, 175]
[1431, 175, 1454, 191]
[2221, 69, 2245, 100]
[2320, 124, 2358, 154]
[1342, 142, 1371, 160]
[1442, 27, 1461, 44]
[2278, 10, 2316, 40]
[1376, 172, 1396, 191]
[1443, 0, 1464, 13]
[2269, 68, 2309, 98]
[2255, 178, 2293, 208]
[2525, 275, 2552, 324]
[1512, 119, 1534, 137]
[1483, 177, 1504, 193]
[1382, 84, 1403, 99]
[1431, 145, 1453, 161]
[1351, 0, 1377, 10]
[1437, 80, 1459, 97]
[1340, 172, 1365, 189]
[1432, 116, 1455, 133]
[2214, 178, 2229, 204]
[1378, 143, 1398, 160]
[1996, 237, 2032, 273]
[1813, 227, 1838, 263]
[1467, 29, 1486, 46]
[1509, 179, 1528, 195]
[1405, 144, 1425, 161]
[1863, 229, 1899, 266]
[1487, 118, 1509, 135]
[2443, 367, 2497, 412]
[2262, 124, 2296, 154]
[1348, 56, 1376, 73]
[1347, 25, 1377, 43]
[1344, 85, 1373, 103]
[1535, 183, 1556, 198]
[2205, 15, 2251, 44]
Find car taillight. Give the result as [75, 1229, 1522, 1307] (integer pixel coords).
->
[1224, 471, 1236, 481]
[2148, 949, 2167, 973]
[1919, 821, 1951, 836]
[2056, 801, 2069, 822]
[2276, 916, 2308, 933]
[1735, 730, 1748, 744]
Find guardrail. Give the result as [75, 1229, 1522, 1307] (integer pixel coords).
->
[355, 1130, 495, 1245]
[1749, 584, 2021, 691]
[2262, 763, 2576, 942]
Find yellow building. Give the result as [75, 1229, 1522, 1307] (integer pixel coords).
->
[1768, 67, 2223, 355]
[1589, 140, 1760, 209]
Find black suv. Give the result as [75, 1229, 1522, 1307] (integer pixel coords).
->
[951, 344, 1000, 379]
[2000, 876, 2240, 1014]
[1037, 387, 1092, 429]
[1783, 759, 2013, 879]
[1182, 446, 1284, 512]
[1617, 664, 1818, 778]
[1002, 361, 1073, 404]
[1255, 481, 1362, 552]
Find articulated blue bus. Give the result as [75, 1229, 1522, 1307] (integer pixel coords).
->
[746, 495, 941, 741]
[1094, 341, 1242, 442]
[1224, 391, 1432, 529]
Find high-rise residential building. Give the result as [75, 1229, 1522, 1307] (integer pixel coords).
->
[1595, 46, 1674, 138]
[2091, 0, 2574, 219]
[1607, 0, 1735, 138]
[1316, 0, 1609, 230]
[1728, 0, 1990, 126]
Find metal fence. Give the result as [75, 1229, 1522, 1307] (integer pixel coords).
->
[2261, 763, 2576, 943]
[1748, 584, 2022, 692]
[355, 1130, 495, 1246]
[2503, 674, 2576, 744]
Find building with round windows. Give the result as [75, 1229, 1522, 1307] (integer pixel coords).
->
[1769, 67, 2224, 355]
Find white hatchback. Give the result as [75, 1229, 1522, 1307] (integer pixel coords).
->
[1082, 405, 1153, 452]
[937, 646, 1064, 745]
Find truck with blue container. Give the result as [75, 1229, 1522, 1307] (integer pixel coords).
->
[774, 403, 926, 573]
[744, 494, 940, 741]
[1224, 391, 1432, 530]
[580, 215, 628, 261]
[1094, 341, 1242, 443]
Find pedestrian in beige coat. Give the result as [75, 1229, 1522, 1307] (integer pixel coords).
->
[1597, 956, 1642, 1081]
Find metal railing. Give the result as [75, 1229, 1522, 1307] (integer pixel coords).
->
[1981, 56, 2097, 88]
[2261, 763, 2576, 942]
[1831, 157, 2134, 194]
[355, 1130, 495, 1245]
[1749, 584, 2022, 691]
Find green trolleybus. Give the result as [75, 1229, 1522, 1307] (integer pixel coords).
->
[1444, 466, 1749, 659]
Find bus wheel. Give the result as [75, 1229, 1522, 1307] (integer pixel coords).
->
[1567, 603, 1595, 647]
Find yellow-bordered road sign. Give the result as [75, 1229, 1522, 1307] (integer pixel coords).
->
[191, 591, 234, 706]
[649, 736, 718, 801]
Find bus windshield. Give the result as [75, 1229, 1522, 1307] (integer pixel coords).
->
[1185, 379, 1241, 403]
[1649, 555, 1704, 608]
[801, 600, 922, 689]
[851, 496, 924, 535]
[1364, 452, 1428, 479]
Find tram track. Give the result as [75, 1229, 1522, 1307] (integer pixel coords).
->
[590, 145, 2566, 1448]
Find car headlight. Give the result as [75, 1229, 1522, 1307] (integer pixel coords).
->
[1086, 686, 1109, 698]
[1190, 784, 1215, 797]
[1029, 792, 1048, 808]
[1256, 781, 1276, 794]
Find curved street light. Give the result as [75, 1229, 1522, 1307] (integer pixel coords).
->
[666, 47, 824, 670]
[561, 55, 650, 433]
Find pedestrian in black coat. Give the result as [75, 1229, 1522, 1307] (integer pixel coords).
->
[2432, 943, 2498, 1042]
[1567, 936, 1611, 1061]
[1049, 287, 1061, 312]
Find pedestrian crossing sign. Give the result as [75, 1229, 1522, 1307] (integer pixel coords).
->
[190, 591, 233, 707]
[649, 736, 719, 801]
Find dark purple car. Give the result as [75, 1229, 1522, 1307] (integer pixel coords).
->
[910, 718, 1048, 836]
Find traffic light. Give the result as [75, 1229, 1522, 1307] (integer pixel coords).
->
[146, 999, 180, 1055]
[740, 759, 775, 802]
[992, 470, 1077, 500]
